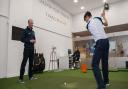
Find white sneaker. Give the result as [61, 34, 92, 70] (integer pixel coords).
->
[19, 79, 25, 84]
[29, 77, 38, 80]
[106, 83, 110, 87]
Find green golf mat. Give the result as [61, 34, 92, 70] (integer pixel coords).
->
[0, 70, 128, 89]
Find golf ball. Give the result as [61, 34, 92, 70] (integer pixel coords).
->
[64, 82, 67, 86]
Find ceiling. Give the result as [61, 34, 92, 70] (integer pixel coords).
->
[50, 0, 124, 15]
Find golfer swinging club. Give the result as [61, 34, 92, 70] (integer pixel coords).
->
[84, 10, 110, 89]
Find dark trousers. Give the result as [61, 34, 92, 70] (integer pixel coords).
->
[92, 39, 109, 89]
[19, 48, 34, 80]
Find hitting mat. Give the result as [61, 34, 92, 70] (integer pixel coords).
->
[0, 70, 128, 89]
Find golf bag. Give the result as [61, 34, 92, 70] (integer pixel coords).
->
[33, 52, 45, 73]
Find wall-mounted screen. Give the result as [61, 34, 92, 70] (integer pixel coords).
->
[12, 26, 23, 41]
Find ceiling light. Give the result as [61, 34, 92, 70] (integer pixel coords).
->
[81, 6, 85, 10]
[73, 0, 78, 3]
[103, 0, 107, 3]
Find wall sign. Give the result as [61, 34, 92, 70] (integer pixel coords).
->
[40, 0, 70, 25]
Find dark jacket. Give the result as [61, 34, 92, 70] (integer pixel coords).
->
[72, 50, 80, 61]
[21, 26, 36, 48]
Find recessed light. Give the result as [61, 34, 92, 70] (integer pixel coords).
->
[81, 6, 85, 10]
[103, 0, 107, 3]
[73, 0, 78, 3]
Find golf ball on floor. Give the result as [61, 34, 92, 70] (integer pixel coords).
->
[64, 82, 67, 86]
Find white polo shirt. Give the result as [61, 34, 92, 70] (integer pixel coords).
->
[87, 17, 107, 42]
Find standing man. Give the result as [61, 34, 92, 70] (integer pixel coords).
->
[84, 10, 110, 89]
[19, 19, 37, 83]
[72, 47, 80, 68]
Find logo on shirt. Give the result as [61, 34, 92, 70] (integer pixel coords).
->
[28, 33, 31, 35]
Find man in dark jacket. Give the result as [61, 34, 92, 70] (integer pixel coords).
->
[72, 48, 80, 68]
[19, 19, 37, 83]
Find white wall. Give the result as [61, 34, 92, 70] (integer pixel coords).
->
[0, 0, 9, 78]
[6, 0, 73, 78]
[72, 0, 128, 32]
[0, 17, 9, 78]
[34, 26, 72, 70]
[32, 0, 72, 37]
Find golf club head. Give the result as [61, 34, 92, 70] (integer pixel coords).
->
[104, 3, 109, 10]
